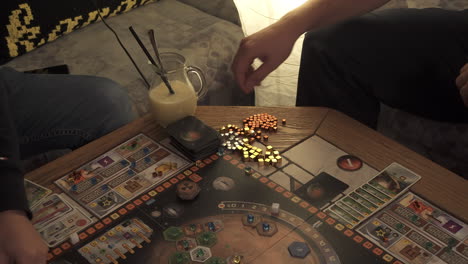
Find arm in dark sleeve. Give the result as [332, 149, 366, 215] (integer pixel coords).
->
[0, 79, 30, 218]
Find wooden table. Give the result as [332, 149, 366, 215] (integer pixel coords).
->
[25, 106, 468, 222]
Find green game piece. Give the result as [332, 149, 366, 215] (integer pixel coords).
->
[164, 227, 185, 241]
[395, 223, 404, 229]
[425, 242, 433, 249]
[169, 252, 191, 264]
[196, 232, 218, 247]
[206, 257, 227, 264]
[410, 215, 419, 222]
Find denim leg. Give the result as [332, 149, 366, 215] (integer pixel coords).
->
[1, 67, 137, 159]
[297, 8, 468, 128]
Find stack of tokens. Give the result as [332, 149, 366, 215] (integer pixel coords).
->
[219, 124, 244, 151]
[243, 113, 278, 133]
[218, 113, 284, 168]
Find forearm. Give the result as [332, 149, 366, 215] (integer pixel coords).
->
[276, 0, 390, 39]
[0, 77, 29, 217]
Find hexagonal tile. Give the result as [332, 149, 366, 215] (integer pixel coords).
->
[169, 252, 191, 264]
[203, 220, 224, 232]
[241, 214, 261, 227]
[288, 241, 310, 258]
[196, 232, 218, 247]
[256, 221, 278, 237]
[190, 246, 212, 262]
[206, 257, 227, 264]
[183, 223, 204, 236]
[176, 237, 197, 251]
[164, 226, 185, 241]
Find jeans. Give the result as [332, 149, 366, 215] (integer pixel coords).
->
[297, 8, 468, 129]
[0, 67, 137, 168]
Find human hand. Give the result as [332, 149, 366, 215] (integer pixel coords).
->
[232, 22, 301, 94]
[456, 62, 468, 107]
[0, 210, 48, 264]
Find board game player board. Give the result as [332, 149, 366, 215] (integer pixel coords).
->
[358, 192, 468, 264]
[40, 127, 466, 264]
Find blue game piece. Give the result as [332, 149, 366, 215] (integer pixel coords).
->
[262, 223, 270, 232]
[128, 170, 134, 175]
[216, 147, 225, 156]
[101, 185, 109, 191]
[120, 160, 129, 166]
[71, 185, 78, 191]
[143, 147, 149, 154]
[208, 222, 216, 231]
[247, 214, 254, 224]
[130, 162, 136, 168]
[90, 178, 97, 185]
[144, 157, 151, 163]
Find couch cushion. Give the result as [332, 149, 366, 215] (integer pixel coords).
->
[5, 0, 253, 114]
[1, 0, 156, 64]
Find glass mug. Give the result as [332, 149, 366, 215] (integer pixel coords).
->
[148, 53, 207, 127]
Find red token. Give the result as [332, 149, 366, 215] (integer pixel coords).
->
[337, 155, 363, 171]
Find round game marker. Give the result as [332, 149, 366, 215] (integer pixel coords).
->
[337, 155, 363, 171]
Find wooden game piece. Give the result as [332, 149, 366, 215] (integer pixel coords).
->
[133, 218, 152, 233]
[258, 159, 264, 167]
[136, 231, 151, 243]
[69, 232, 80, 245]
[114, 249, 126, 259]
[282, 119, 286, 125]
[276, 155, 282, 166]
[122, 243, 135, 254]
[271, 203, 280, 215]
[130, 238, 143, 248]
[176, 180, 201, 200]
[106, 254, 118, 264]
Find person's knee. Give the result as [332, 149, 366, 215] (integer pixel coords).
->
[88, 77, 137, 134]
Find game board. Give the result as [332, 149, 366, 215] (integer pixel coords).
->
[34, 132, 467, 264]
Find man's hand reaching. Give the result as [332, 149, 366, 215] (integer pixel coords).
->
[456, 62, 468, 107]
[231, 22, 300, 94]
[0, 210, 48, 264]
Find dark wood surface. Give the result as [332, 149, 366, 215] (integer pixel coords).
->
[25, 106, 468, 222]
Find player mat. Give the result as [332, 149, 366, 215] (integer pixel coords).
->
[55, 134, 190, 217]
[31, 193, 96, 247]
[48, 153, 407, 264]
[357, 192, 468, 264]
[325, 163, 422, 228]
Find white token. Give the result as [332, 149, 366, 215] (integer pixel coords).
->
[70, 232, 80, 245]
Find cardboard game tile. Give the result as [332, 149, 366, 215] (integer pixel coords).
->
[294, 172, 349, 208]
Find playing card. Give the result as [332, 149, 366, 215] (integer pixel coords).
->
[31, 194, 73, 230]
[39, 207, 93, 247]
[294, 172, 349, 208]
[368, 162, 421, 197]
[166, 116, 220, 154]
[24, 179, 52, 207]
[329, 204, 359, 226]
[341, 196, 373, 216]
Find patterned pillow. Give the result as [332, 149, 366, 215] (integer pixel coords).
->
[1, 0, 156, 64]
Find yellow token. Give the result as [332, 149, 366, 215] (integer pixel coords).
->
[90, 202, 97, 208]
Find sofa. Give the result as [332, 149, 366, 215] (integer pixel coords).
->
[3, 0, 254, 115]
